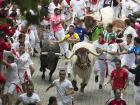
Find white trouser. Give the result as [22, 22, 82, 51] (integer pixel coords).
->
[66, 51, 73, 74]
[134, 85, 140, 105]
[55, 29, 69, 55]
[110, 90, 123, 99]
[57, 98, 72, 105]
[94, 59, 106, 85]
[29, 33, 36, 50]
[107, 61, 115, 76]
[113, 5, 121, 19]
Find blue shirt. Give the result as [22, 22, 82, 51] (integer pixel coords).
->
[128, 46, 140, 55]
[75, 27, 87, 42]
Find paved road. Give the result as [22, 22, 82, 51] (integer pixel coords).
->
[28, 55, 135, 105]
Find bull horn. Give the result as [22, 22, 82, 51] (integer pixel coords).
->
[88, 50, 102, 56]
[64, 52, 75, 60]
[41, 52, 48, 55]
[54, 53, 63, 56]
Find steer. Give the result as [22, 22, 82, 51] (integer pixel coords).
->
[67, 42, 100, 93]
[40, 40, 61, 82]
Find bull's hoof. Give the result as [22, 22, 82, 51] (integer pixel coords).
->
[42, 74, 45, 80]
[80, 83, 87, 93]
[80, 87, 84, 93]
[95, 75, 98, 83]
[49, 78, 52, 83]
[72, 80, 78, 91]
[40, 68, 43, 72]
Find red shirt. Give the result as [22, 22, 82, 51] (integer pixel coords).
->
[111, 68, 128, 90]
[0, 24, 16, 37]
[108, 99, 126, 105]
[0, 39, 11, 61]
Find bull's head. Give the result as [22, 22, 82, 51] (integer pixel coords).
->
[75, 48, 91, 70]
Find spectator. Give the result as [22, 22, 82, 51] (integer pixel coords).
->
[46, 69, 74, 105]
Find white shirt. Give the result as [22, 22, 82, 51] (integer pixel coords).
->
[92, 40, 107, 59]
[17, 52, 33, 71]
[120, 41, 135, 67]
[123, 26, 138, 41]
[18, 93, 40, 105]
[48, 2, 61, 15]
[103, 43, 119, 60]
[70, 0, 86, 17]
[52, 79, 73, 103]
[5, 63, 19, 83]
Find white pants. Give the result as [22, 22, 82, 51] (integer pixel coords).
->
[113, 5, 121, 19]
[4, 83, 16, 94]
[94, 59, 106, 85]
[18, 69, 31, 84]
[134, 85, 140, 105]
[57, 99, 72, 105]
[55, 29, 69, 55]
[107, 61, 115, 76]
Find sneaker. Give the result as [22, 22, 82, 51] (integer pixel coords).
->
[99, 84, 102, 89]
[95, 75, 98, 83]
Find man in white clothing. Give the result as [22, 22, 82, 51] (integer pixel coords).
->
[3, 55, 20, 105]
[48, 0, 61, 15]
[46, 69, 74, 105]
[70, 0, 86, 18]
[17, 44, 34, 92]
[123, 19, 138, 42]
[15, 83, 42, 105]
[93, 33, 107, 89]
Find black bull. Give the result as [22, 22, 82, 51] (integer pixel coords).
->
[40, 41, 60, 82]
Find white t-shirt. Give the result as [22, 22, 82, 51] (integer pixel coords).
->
[52, 79, 73, 104]
[18, 93, 40, 105]
[103, 43, 119, 60]
[48, 2, 61, 15]
[17, 52, 33, 71]
[123, 26, 137, 41]
[5, 63, 19, 83]
[92, 40, 107, 59]
[120, 41, 135, 68]
[70, 0, 86, 17]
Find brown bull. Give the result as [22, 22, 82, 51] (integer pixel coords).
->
[68, 42, 100, 93]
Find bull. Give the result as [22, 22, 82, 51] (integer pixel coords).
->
[40, 40, 61, 82]
[67, 42, 101, 93]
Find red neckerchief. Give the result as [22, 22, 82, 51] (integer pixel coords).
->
[108, 40, 116, 45]
[99, 39, 106, 45]
[66, 0, 71, 5]
[90, 0, 97, 5]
